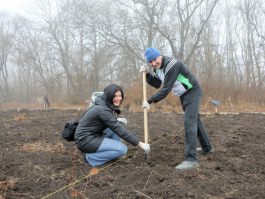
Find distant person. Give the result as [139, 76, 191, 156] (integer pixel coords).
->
[75, 84, 150, 168]
[141, 47, 213, 170]
[43, 95, 50, 109]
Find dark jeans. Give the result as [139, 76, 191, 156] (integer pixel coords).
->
[180, 86, 212, 162]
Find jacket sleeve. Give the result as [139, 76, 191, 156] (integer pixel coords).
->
[98, 109, 140, 146]
[147, 61, 181, 104]
[146, 73, 162, 89]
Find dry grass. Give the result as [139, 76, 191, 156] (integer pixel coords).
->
[0, 102, 43, 110]
[201, 98, 265, 113]
[1, 91, 265, 113]
[17, 142, 65, 153]
[0, 102, 87, 111]
[14, 113, 28, 122]
[0, 179, 16, 191]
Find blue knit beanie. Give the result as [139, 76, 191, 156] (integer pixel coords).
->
[145, 48, 161, 63]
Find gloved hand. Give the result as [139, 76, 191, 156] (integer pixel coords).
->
[140, 65, 148, 73]
[138, 141, 150, 154]
[142, 101, 150, 110]
[117, 117, 127, 125]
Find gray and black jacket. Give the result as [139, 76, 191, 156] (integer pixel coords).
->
[146, 56, 200, 104]
[75, 95, 140, 153]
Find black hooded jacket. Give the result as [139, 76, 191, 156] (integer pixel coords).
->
[74, 95, 140, 153]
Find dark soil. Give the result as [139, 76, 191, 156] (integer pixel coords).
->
[0, 109, 265, 199]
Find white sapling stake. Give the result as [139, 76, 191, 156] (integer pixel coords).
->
[142, 70, 149, 159]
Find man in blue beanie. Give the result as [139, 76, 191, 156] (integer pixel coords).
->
[140, 47, 213, 170]
[145, 48, 161, 63]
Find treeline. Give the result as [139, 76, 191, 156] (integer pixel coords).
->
[0, 0, 264, 107]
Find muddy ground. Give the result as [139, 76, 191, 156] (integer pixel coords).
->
[0, 109, 265, 199]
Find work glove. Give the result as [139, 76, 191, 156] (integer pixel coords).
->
[142, 101, 150, 110]
[138, 141, 150, 154]
[117, 117, 127, 125]
[140, 65, 148, 73]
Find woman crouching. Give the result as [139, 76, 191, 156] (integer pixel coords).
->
[75, 84, 150, 167]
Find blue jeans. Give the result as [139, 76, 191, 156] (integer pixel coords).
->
[85, 128, 128, 167]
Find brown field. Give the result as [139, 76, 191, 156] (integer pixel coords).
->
[0, 109, 265, 199]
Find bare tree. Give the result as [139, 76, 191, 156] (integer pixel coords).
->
[0, 0, 264, 106]
[0, 13, 14, 102]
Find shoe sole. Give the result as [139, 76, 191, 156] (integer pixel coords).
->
[175, 164, 199, 170]
[197, 148, 214, 155]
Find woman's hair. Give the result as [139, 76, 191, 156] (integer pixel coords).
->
[104, 84, 124, 105]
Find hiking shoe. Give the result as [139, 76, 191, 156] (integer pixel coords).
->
[175, 161, 199, 170]
[197, 147, 214, 155]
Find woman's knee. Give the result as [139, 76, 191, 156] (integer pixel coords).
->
[118, 143, 127, 156]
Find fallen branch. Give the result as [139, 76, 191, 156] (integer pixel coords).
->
[143, 172, 153, 190]
[143, 171, 161, 190]
[134, 190, 152, 199]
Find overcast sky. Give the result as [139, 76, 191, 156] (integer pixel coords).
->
[0, 0, 33, 15]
